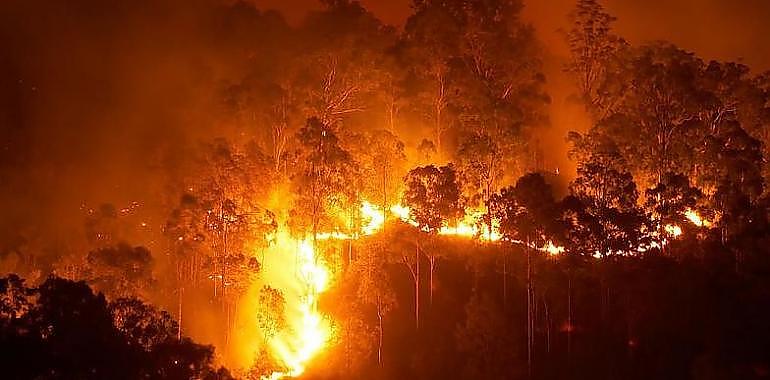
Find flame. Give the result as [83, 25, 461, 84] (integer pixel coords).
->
[664, 224, 683, 237]
[360, 200, 386, 235]
[298, 239, 329, 293]
[248, 229, 331, 380]
[382, 203, 501, 241]
[660, 208, 710, 244]
[684, 208, 710, 227]
[389, 204, 419, 227]
[542, 241, 565, 256]
[438, 207, 502, 241]
[272, 236, 331, 379]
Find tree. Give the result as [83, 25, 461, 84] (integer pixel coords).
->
[403, 0, 547, 159]
[560, 195, 604, 256]
[403, 164, 464, 309]
[579, 44, 725, 189]
[354, 239, 397, 366]
[571, 145, 638, 212]
[456, 133, 503, 226]
[570, 149, 651, 256]
[493, 173, 561, 247]
[256, 286, 286, 342]
[454, 0, 549, 174]
[698, 120, 764, 245]
[565, 0, 626, 116]
[164, 193, 209, 339]
[355, 129, 407, 226]
[455, 291, 518, 380]
[401, 2, 458, 154]
[644, 172, 704, 243]
[491, 173, 561, 378]
[84, 243, 154, 300]
[179, 138, 273, 305]
[403, 164, 464, 233]
[109, 298, 179, 351]
[296, 0, 396, 132]
[291, 117, 359, 243]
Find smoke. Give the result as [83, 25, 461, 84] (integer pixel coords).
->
[521, 0, 770, 179]
[0, 0, 289, 262]
[253, 0, 770, 181]
[4, 0, 766, 259]
[3, 0, 767, 259]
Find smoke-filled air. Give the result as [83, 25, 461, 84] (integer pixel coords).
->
[2, 0, 770, 379]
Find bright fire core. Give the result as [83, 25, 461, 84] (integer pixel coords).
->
[271, 238, 329, 378]
[249, 230, 332, 380]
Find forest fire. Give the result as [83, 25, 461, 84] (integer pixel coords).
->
[3, 0, 770, 379]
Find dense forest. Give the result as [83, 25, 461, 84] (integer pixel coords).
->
[2, 0, 770, 379]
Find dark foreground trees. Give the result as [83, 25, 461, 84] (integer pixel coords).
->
[0, 275, 231, 380]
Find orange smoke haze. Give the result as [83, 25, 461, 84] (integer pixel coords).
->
[253, 0, 770, 181]
[257, 0, 770, 71]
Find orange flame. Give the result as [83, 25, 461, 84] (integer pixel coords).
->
[249, 230, 332, 380]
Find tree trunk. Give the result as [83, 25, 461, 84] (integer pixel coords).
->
[222, 218, 228, 304]
[177, 286, 183, 340]
[502, 251, 507, 309]
[527, 248, 534, 379]
[176, 260, 184, 341]
[429, 255, 436, 307]
[377, 297, 384, 367]
[416, 239, 420, 330]
[567, 271, 573, 369]
[544, 295, 551, 355]
[434, 70, 445, 153]
[382, 164, 388, 231]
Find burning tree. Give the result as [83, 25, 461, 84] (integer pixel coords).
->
[456, 132, 504, 236]
[256, 285, 287, 342]
[354, 130, 407, 229]
[644, 172, 704, 241]
[291, 117, 359, 243]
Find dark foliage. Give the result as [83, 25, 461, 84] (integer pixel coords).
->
[0, 275, 232, 380]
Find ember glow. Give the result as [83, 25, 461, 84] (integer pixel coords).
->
[664, 224, 683, 238]
[685, 208, 711, 227]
